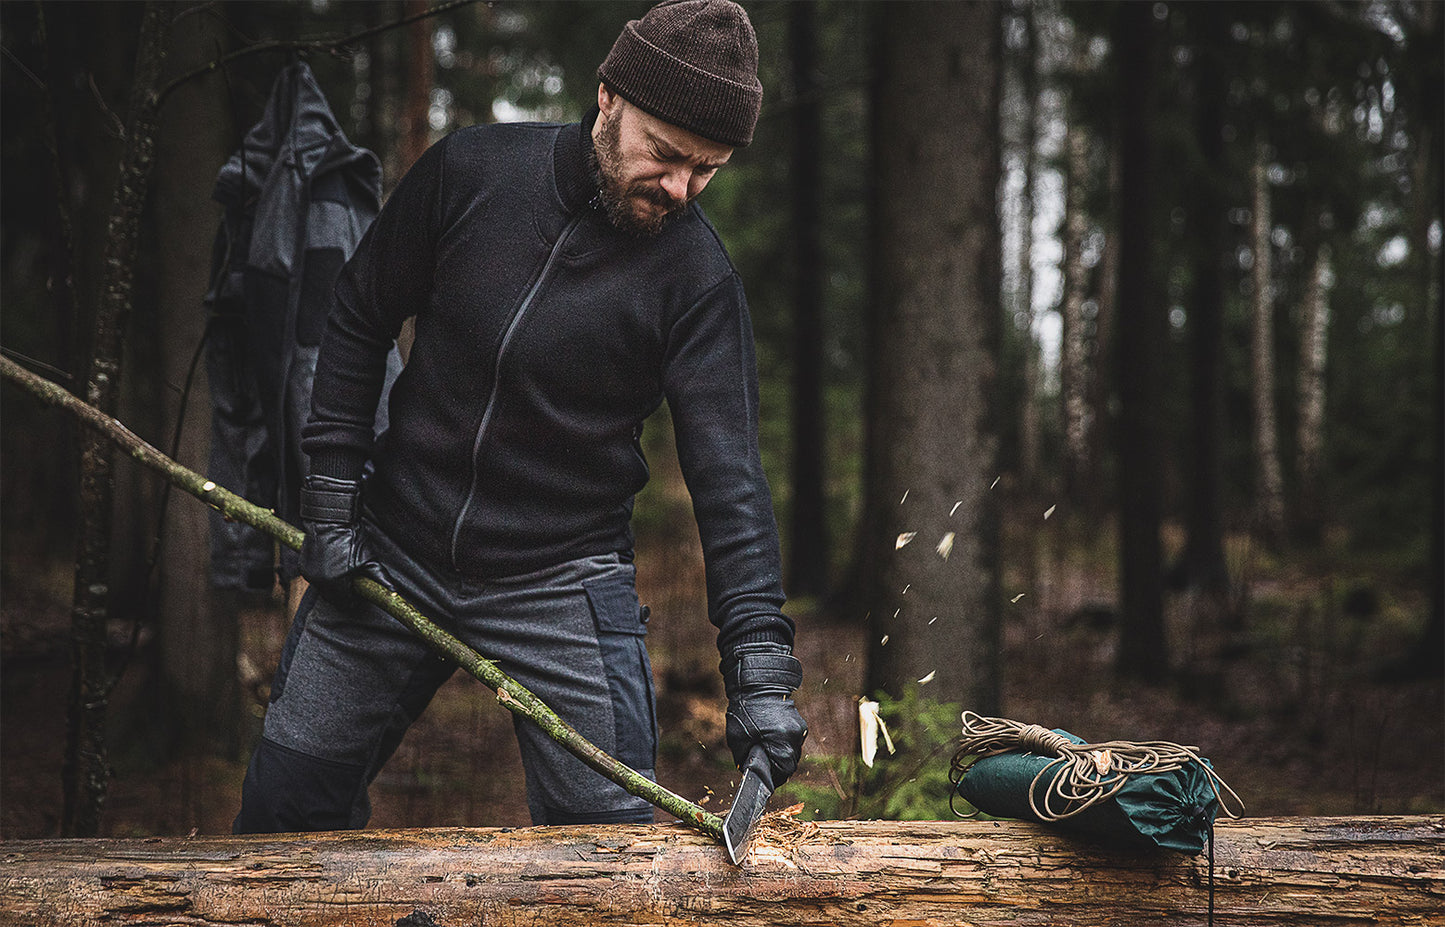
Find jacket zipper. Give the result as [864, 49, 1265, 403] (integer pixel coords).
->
[449, 216, 582, 569]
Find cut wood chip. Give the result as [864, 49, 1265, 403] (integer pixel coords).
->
[859, 698, 896, 767]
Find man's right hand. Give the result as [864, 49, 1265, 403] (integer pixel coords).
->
[298, 474, 390, 598]
[722, 642, 808, 790]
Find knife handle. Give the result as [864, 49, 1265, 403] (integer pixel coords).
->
[742, 743, 774, 791]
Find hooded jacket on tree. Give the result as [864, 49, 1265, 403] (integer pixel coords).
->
[206, 60, 401, 589]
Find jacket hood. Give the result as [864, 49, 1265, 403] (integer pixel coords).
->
[215, 60, 379, 208]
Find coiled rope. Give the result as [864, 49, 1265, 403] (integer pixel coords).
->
[949, 711, 1245, 823]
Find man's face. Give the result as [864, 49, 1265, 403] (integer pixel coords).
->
[592, 84, 734, 236]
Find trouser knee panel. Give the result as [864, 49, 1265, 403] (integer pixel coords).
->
[233, 736, 370, 834]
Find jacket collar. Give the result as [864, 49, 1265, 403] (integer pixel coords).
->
[553, 106, 602, 215]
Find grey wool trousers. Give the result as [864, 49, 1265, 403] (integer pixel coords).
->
[234, 517, 658, 833]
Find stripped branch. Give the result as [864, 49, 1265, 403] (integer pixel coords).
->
[0, 355, 724, 842]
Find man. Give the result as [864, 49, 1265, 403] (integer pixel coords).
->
[235, 0, 807, 833]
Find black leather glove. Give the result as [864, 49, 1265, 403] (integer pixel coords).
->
[722, 642, 808, 790]
[298, 474, 390, 599]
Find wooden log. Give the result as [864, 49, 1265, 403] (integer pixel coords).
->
[2, 816, 1440, 926]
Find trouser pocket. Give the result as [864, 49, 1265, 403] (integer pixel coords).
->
[583, 577, 657, 770]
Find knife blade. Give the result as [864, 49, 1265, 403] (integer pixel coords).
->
[723, 745, 773, 864]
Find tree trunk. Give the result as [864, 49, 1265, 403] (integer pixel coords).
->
[1, 816, 1439, 926]
[1182, 3, 1231, 604]
[1112, 3, 1168, 683]
[1407, 0, 1443, 678]
[1012, 3, 1041, 492]
[1293, 241, 1331, 545]
[400, 0, 434, 175]
[787, 0, 829, 598]
[863, 1, 1001, 713]
[1250, 144, 1287, 545]
[1060, 119, 1092, 504]
[1087, 139, 1120, 517]
[148, 0, 243, 760]
[62, 0, 174, 839]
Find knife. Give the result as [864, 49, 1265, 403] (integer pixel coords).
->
[723, 744, 773, 864]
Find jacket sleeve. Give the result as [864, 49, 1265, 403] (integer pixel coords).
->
[663, 272, 794, 656]
[302, 136, 446, 481]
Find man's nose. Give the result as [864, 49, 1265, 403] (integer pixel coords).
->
[660, 169, 691, 203]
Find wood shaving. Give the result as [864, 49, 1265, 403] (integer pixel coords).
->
[750, 803, 822, 852]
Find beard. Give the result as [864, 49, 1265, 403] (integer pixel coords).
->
[590, 108, 689, 237]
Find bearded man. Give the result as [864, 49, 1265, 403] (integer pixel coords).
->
[235, 0, 807, 833]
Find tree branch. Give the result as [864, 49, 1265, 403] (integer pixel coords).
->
[155, 0, 481, 108]
[0, 354, 725, 843]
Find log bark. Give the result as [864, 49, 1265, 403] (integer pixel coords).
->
[1, 816, 1439, 926]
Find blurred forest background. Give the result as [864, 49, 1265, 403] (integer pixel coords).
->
[1, 0, 1440, 840]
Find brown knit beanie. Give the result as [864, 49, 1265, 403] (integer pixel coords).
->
[598, 0, 763, 148]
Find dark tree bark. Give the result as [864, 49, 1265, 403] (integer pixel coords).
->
[1182, 2, 1231, 608]
[1112, 2, 1168, 683]
[62, 0, 174, 839]
[147, 0, 244, 760]
[786, 0, 829, 598]
[1406, 0, 1444, 678]
[400, 0, 435, 175]
[863, 1, 1002, 712]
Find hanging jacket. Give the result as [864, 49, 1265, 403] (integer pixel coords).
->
[205, 59, 401, 590]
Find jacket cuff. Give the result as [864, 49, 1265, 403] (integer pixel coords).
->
[308, 448, 368, 482]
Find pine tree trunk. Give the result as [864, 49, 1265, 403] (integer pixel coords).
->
[1013, 4, 1041, 491]
[1112, 2, 1168, 683]
[1182, 3, 1231, 602]
[149, 0, 243, 760]
[1088, 146, 1120, 515]
[2, 817, 1440, 926]
[787, 0, 829, 598]
[1060, 120, 1092, 503]
[1250, 145, 1286, 544]
[1293, 241, 1331, 544]
[863, 0, 1002, 713]
[400, 0, 434, 174]
[62, 0, 174, 838]
[1408, 1, 1443, 677]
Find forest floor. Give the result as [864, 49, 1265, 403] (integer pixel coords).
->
[2, 508, 1441, 840]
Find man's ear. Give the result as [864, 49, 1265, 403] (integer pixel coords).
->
[598, 82, 620, 117]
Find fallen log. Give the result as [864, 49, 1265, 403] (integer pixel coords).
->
[2, 815, 1440, 926]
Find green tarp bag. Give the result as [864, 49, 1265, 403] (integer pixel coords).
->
[951, 714, 1242, 855]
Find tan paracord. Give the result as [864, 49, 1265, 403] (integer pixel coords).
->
[949, 712, 1246, 822]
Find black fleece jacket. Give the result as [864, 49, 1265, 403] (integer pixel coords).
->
[302, 113, 791, 653]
